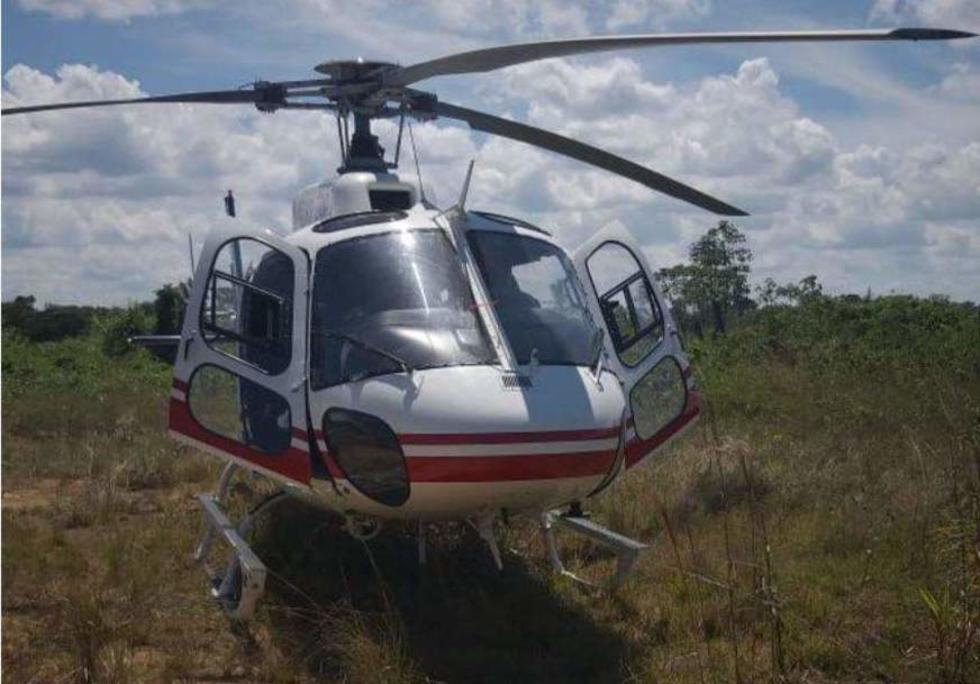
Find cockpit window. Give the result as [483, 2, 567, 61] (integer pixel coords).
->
[467, 231, 600, 366]
[310, 229, 496, 388]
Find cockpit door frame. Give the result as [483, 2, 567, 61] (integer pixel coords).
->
[169, 225, 314, 487]
[572, 223, 699, 468]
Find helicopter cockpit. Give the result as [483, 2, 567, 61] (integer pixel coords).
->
[307, 217, 604, 390]
[309, 227, 497, 388]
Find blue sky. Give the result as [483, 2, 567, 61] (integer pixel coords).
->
[3, 0, 979, 304]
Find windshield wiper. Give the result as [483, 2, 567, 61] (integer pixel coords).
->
[313, 329, 414, 376]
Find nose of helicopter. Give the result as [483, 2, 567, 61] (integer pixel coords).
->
[310, 364, 627, 518]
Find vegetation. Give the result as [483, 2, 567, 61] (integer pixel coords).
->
[2, 231, 978, 682]
[2, 282, 187, 344]
[153, 282, 190, 336]
[1, 295, 140, 344]
[658, 221, 754, 336]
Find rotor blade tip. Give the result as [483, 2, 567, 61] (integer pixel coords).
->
[891, 27, 978, 40]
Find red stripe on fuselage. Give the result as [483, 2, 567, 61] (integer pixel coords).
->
[310, 425, 621, 445]
[320, 426, 623, 483]
[406, 449, 616, 482]
[168, 398, 311, 484]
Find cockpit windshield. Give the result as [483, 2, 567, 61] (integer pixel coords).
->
[467, 231, 600, 366]
[310, 229, 496, 388]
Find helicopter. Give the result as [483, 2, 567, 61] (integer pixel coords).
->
[4, 26, 975, 619]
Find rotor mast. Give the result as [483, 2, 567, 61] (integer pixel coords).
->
[341, 112, 388, 173]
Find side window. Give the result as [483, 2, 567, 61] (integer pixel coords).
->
[201, 238, 294, 375]
[630, 356, 686, 440]
[586, 242, 664, 366]
[188, 365, 292, 454]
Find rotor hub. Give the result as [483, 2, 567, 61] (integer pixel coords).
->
[314, 59, 397, 83]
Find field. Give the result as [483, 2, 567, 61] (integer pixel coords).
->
[2, 296, 979, 683]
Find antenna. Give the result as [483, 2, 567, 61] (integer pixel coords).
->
[187, 233, 196, 275]
[407, 120, 426, 204]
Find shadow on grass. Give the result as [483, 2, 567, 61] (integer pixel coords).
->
[250, 499, 633, 684]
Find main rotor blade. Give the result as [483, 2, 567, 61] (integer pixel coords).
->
[1, 80, 331, 116]
[2, 90, 263, 116]
[385, 28, 976, 86]
[432, 100, 748, 216]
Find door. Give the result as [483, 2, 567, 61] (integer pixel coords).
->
[169, 225, 313, 486]
[572, 223, 700, 468]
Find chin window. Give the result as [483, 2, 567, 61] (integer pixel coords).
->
[322, 409, 410, 506]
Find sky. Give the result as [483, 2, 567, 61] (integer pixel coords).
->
[2, 0, 979, 305]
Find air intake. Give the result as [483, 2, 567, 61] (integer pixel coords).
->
[500, 373, 533, 390]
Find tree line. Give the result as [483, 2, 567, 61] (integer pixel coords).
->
[653, 220, 976, 340]
[2, 283, 187, 356]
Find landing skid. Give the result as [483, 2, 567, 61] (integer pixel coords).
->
[193, 467, 649, 619]
[194, 463, 286, 620]
[539, 510, 649, 590]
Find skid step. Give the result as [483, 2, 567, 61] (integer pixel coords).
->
[540, 510, 649, 590]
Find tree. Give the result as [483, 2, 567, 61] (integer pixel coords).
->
[657, 263, 704, 337]
[755, 274, 823, 307]
[2, 296, 96, 341]
[1, 295, 37, 333]
[153, 282, 188, 334]
[657, 221, 753, 335]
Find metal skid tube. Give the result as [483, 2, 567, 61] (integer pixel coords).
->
[193, 463, 285, 620]
[197, 493, 268, 620]
[539, 510, 649, 590]
[194, 462, 237, 563]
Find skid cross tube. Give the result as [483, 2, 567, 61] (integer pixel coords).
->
[540, 510, 649, 590]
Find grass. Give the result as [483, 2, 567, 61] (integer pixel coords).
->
[2, 298, 979, 682]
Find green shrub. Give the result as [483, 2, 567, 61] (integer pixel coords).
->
[96, 306, 155, 357]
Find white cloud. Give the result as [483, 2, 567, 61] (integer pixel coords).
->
[420, 0, 707, 37]
[2, 63, 339, 304]
[497, 56, 836, 184]
[870, 0, 980, 27]
[937, 62, 980, 101]
[292, 0, 589, 44]
[606, 0, 711, 30]
[17, 0, 210, 21]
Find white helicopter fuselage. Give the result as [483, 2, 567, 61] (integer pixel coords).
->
[169, 170, 700, 523]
